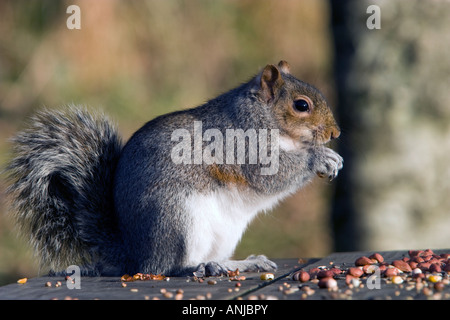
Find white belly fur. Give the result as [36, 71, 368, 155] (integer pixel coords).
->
[183, 186, 293, 267]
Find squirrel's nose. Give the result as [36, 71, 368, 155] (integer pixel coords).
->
[330, 127, 341, 140]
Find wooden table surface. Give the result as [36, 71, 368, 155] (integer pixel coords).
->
[1, 249, 449, 301]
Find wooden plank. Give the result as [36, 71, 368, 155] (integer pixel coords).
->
[0, 258, 310, 300]
[1, 250, 449, 300]
[243, 249, 450, 300]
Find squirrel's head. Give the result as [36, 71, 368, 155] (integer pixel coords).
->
[257, 60, 340, 147]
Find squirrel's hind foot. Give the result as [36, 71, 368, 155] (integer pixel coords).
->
[194, 255, 277, 277]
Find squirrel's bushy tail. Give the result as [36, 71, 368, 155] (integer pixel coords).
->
[5, 107, 123, 274]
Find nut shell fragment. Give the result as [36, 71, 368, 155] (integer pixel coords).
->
[318, 277, 337, 289]
[392, 260, 412, 272]
[355, 256, 373, 266]
[347, 267, 364, 278]
[369, 253, 384, 263]
[292, 270, 310, 282]
[260, 273, 274, 281]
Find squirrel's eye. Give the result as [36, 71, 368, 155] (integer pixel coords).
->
[293, 99, 310, 112]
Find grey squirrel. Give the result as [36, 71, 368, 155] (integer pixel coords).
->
[5, 60, 343, 277]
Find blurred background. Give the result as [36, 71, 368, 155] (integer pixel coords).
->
[0, 0, 449, 285]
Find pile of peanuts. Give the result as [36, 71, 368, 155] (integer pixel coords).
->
[121, 273, 166, 282]
[291, 249, 450, 299]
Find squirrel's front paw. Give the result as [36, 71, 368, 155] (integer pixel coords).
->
[314, 147, 343, 181]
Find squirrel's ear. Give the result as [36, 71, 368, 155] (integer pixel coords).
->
[278, 60, 290, 74]
[260, 64, 284, 102]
